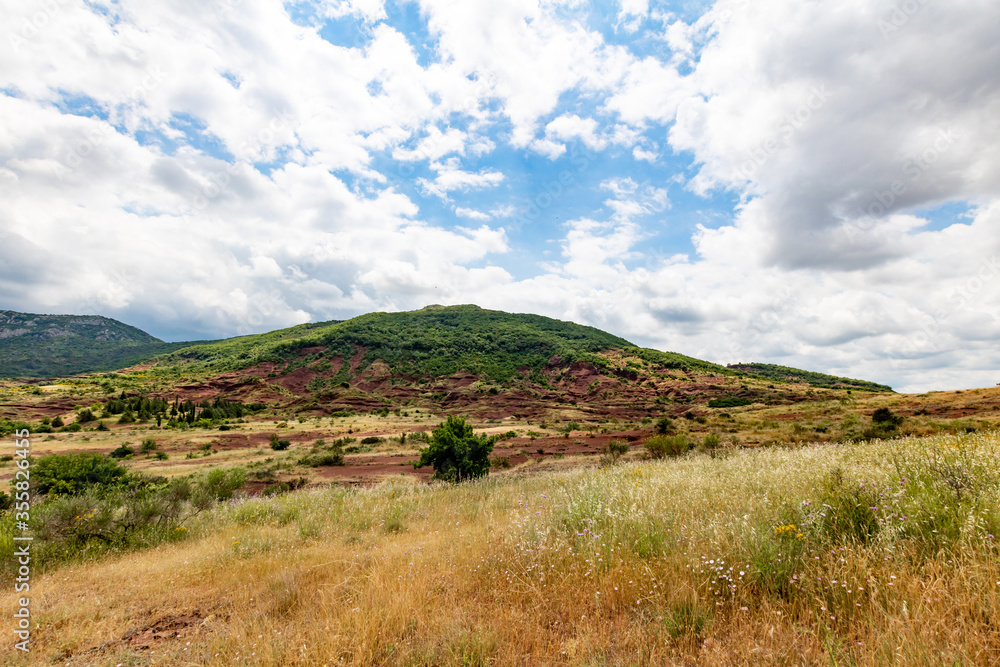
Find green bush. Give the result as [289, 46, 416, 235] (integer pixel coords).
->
[300, 451, 345, 467]
[269, 434, 291, 451]
[109, 444, 134, 459]
[27, 453, 127, 496]
[708, 397, 753, 408]
[360, 436, 382, 445]
[601, 440, 630, 466]
[51, 416, 65, 428]
[644, 435, 689, 459]
[140, 437, 158, 454]
[414, 415, 496, 482]
[77, 409, 96, 424]
[654, 416, 675, 435]
[153, 451, 168, 461]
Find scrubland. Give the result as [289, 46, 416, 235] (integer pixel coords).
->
[3, 430, 1000, 665]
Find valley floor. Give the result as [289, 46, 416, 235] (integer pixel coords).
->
[3, 432, 1000, 665]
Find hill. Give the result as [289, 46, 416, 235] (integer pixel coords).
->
[727, 362, 893, 392]
[160, 304, 720, 380]
[0, 310, 184, 378]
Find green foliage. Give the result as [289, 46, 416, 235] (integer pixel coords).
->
[600, 440, 630, 466]
[726, 362, 893, 392]
[703, 433, 721, 451]
[360, 436, 382, 445]
[109, 444, 135, 459]
[814, 468, 881, 545]
[158, 305, 635, 383]
[26, 453, 128, 496]
[140, 438, 157, 453]
[873, 407, 904, 427]
[25, 467, 246, 567]
[654, 416, 675, 435]
[862, 407, 905, 440]
[415, 415, 496, 482]
[708, 396, 753, 408]
[76, 408, 95, 423]
[643, 435, 690, 459]
[269, 434, 291, 451]
[51, 416, 65, 428]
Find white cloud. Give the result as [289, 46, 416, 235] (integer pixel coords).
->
[417, 158, 505, 199]
[3, 0, 1000, 395]
[454, 207, 491, 220]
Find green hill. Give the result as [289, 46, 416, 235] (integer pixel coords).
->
[161, 304, 656, 381]
[0, 310, 184, 378]
[727, 362, 893, 392]
[0, 306, 893, 392]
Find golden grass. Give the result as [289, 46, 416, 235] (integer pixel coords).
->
[3, 431, 1000, 665]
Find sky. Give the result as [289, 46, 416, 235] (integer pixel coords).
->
[1, 0, 999, 393]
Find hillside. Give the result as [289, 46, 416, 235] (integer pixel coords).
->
[160, 304, 719, 380]
[0, 310, 185, 378]
[727, 362, 893, 392]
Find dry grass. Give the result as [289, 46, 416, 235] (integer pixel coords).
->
[3, 431, 1000, 665]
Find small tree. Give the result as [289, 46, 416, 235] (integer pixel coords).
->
[415, 415, 496, 482]
[601, 440, 630, 466]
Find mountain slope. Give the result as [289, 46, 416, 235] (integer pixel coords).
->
[161, 304, 661, 381]
[727, 362, 893, 392]
[0, 310, 184, 378]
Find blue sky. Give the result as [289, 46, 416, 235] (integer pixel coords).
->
[1, 0, 999, 393]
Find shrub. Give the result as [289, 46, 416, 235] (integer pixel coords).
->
[601, 440, 630, 466]
[61, 423, 82, 432]
[51, 416, 65, 428]
[708, 397, 753, 408]
[873, 407, 904, 427]
[414, 415, 496, 482]
[360, 436, 382, 445]
[153, 451, 168, 461]
[27, 453, 127, 496]
[300, 451, 344, 467]
[643, 435, 689, 459]
[654, 416, 676, 435]
[77, 409, 95, 424]
[703, 433, 721, 451]
[109, 444, 135, 459]
[140, 437, 158, 454]
[96, 422, 110, 432]
[269, 434, 291, 451]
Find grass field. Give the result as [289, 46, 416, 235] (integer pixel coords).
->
[3, 429, 999, 665]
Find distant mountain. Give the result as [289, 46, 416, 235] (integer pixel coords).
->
[0, 310, 185, 378]
[727, 362, 893, 392]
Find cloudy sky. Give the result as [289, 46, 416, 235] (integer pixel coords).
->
[1, 0, 999, 393]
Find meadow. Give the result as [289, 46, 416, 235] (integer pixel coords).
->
[3, 429, 999, 665]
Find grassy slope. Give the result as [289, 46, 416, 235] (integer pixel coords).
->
[0, 310, 187, 378]
[161, 305, 669, 381]
[5, 431, 998, 665]
[728, 362, 893, 392]
[158, 305, 863, 387]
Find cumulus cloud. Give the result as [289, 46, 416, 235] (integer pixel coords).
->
[1, 0, 999, 394]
